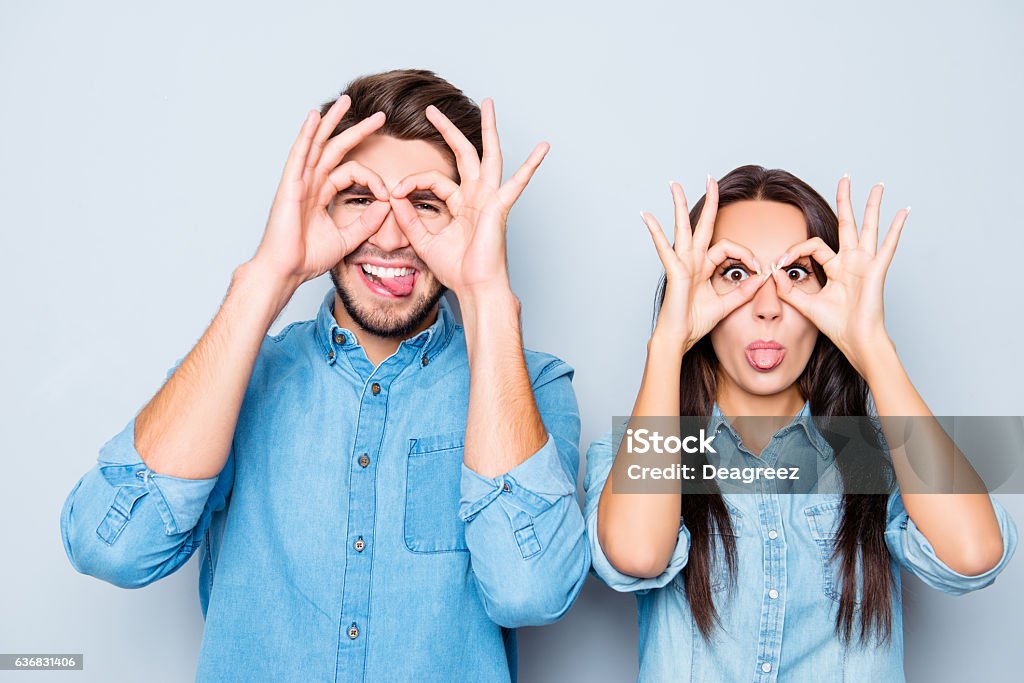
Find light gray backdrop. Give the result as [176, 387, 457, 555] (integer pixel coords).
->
[2, 0, 1021, 681]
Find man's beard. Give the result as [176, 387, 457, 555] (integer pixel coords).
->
[329, 265, 447, 339]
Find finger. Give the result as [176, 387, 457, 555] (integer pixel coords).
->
[390, 170, 460, 204]
[771, 263, 814, 316]
[318, 160, 390, 208]
[836, 174, 859, 250]
[304, 95, 352, 179]
[860, 182, 885, 255]
[774, 236, 838, 276]
[479, 98, 503, 187]
[341, 200, 391, 251]
[705, 238, 762, 278]
[497, 142, 549, 207]
[282, 110, 320, 186]
[693, 175, 719, 252]
[425, 104, 481, 180]
[313, 111, 387, 180]
[389, 196, 436, 248]
[669, 181, 693, 254]
[719, 266, 772, 313]
[876, 206, 910, 271]
[640, 211, 678, 271]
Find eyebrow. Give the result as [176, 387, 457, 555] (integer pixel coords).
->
[404, 189, 444, 204]
[336, 184, 376, 198]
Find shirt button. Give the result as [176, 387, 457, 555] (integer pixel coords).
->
[371, 382, 381, 395]
[335, 332, 345, 345]
[354, 537, 365, 552]
[421, 355, 429, 367]
[328, 350, 335, 360]
[769, 589, 779, 599]
[768, 529, 778, 539]
[761, 662, 772, 673]
[359, 454, 370, 468]
[347, 623, 359, 639]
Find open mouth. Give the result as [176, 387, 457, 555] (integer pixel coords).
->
[745, 340, 785, 372]
[355, 262, 419, 298]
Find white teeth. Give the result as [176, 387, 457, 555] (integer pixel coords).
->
[361, 264, 414, 278]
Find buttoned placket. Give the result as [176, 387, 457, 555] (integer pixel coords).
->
[714, 418, 787, 682]
[328, 324, 434, 680]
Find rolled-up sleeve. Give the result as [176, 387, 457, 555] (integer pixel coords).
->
[583, 429, 691, 595]
[884, 490, 1018, 595]
[458, 359, 589, 628]
[60, 416, 233, 589]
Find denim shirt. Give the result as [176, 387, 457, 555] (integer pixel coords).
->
[60, 289, 589, 682]
[584, 400, 1018, 682]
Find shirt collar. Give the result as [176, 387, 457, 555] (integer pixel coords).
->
[315, 288, 457, 366]
[707, 398, 833, 462]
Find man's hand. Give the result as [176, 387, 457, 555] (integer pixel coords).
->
[250, 94, 393, 290]
[387, 98, 549, 299]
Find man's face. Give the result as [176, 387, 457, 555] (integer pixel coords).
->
[328, 134, 455, 338]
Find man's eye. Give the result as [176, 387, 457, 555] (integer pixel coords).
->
[343, 198, 373, 207]
[414, 202, 440, 213]
[721, 265, 749, 282]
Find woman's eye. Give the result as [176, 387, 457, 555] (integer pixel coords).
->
[786, 265, 811, 281]
[722, 266, 749, 282]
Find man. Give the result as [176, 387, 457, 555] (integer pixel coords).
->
[60, 69, 589, 682]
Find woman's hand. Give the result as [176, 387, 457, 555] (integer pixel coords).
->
[249, 94, 394, 289]
[642, 177, 770, 355]
[771, 175, 910, 376]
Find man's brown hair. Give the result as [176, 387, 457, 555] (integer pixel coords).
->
[320, 68, 482, 180]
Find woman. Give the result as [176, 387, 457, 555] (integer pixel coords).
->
[583, 165, 1017, 681]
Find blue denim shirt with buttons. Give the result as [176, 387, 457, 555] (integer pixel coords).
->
[584, 399, 1018, 682]
[60, 289, 589, 682]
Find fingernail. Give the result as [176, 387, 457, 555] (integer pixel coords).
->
[639, 211, 647, 223]
[776, 252, 789, 268]
[392, 182, 404, 195]
[706, 174, 711, 190]
[879, 181, 885, 188]
[842, 172, 850, 179]
[753, 258, 762, 274]
[906, 205, 912, 214]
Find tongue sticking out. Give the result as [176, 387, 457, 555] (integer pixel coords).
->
[373, 271, 415, 297]
[748, 348, 784, 369]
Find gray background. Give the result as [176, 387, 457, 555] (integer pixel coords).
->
[2, 0, 1021, 680]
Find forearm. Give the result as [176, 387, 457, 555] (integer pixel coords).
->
[460, 286, 547, 478]
[863, 337, 1004, 574]
[134, 260, 299, 478]
[597, 334, 686, 578]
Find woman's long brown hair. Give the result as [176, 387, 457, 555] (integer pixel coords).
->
[652, 165, 897, 644]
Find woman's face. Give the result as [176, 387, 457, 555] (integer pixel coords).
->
[708, 200, 821, 399]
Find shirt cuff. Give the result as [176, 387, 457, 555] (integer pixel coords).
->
[98, 419, 220, 536]
[459, 432, 575, 522]
[885, 491, 1019, 594]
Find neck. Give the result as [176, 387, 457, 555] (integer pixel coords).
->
[715, 376, 806, 456]
[332, 294, 439, 368]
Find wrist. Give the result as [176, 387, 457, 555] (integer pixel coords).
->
[231, 260, 301, 320]
[855, 335, 899, 383]
[649, 327, 691, 359]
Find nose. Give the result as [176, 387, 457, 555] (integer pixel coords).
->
[752, 271, 783, 321]
[367, 205, 411, 253]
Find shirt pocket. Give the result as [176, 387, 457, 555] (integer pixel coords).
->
[671, 499, 743, 595]
[404, 430, 469, 554]
[803, 498, 863, 609]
